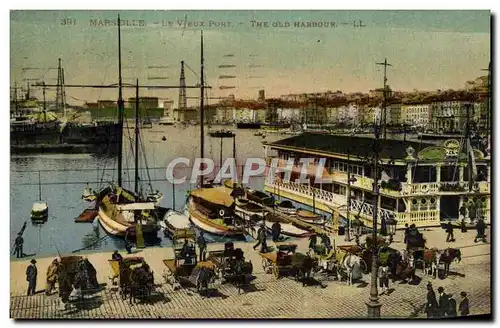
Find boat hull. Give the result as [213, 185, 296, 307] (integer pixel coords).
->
[187, 200, 244, 237]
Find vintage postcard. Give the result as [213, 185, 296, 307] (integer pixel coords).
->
[9, 10, 491, 319]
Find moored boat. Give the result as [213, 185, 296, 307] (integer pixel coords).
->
[264, 213, 313, 238]
[186, 188, 246, 237]
[296, 209, 326, 226]
[234, 201, 267, 221]
[277, 200, 297, 215]
[246, 188, 275, 207]
[31, 201, 48, 223]
[160, 209, 192, 237]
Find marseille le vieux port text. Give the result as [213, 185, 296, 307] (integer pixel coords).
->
[9, 10, 491, 320]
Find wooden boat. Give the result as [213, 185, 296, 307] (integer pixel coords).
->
[75, 208, 99, 223]
[277, 200, 297, 215]
[82, 187, 96, 202]
[246, 189, 275, 207]
[296, 209, 326, 226]
[97, 186, 160, 238]
[235, 201, 267, 221]
[208, 129, 235, 138]
[146, 190, 163, 205]
[187, 188, 245, 236]
[264, 213, 313, 238]
[31, 201, 48, 223]
[234, 198, 249, 207]
[160, 209, 192, 237]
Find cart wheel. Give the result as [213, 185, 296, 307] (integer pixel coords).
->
[273, 265, 280, 278]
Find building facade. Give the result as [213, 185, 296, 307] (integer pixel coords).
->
[263, 133, 490, 228]
[430, 100, 469, 133]
[401, 103, 432, 127]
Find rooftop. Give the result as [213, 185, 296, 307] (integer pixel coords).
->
[266, 132, 438, 160]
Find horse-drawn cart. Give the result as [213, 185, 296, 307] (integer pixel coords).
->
[336, 245, 369, 273]
[108, 256, 155, 303]
[162, 228, 221, 296]
[206, 242, 253, 294]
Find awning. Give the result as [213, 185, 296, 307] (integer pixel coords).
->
[116, 202, 156, 211]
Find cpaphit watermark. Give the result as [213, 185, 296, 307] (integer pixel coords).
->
[165, 157, 332, 185]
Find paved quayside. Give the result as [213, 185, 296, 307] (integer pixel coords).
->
[10, 229, 491, 319]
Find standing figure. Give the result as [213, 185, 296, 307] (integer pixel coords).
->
[459, 292, 470, 316]
[308, 234, 317, 252]
[14, 233, 24, 259]
[321, 234, 332, 252]
[253, 224, 268, 253]
[403, 223, 409, 245]
[425, 282, 438, 318]
[271, 221, 281, 242]
[474, 218, 487, 243]
[197, 231, 207, 262]
[26, 259, 37, 296]
[437, 287, 449, 317]
[112, 250, 123, 261]
[45, 258, 60, 296]
[378, 261, 389, 294]
[445, 221, 455, 242]
[460, 219, 467, 233]
[124, 229, 133, 254]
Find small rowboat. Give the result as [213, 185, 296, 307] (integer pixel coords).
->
[277, 200, 296, 215]
[31, 201, 48, 223]
[160, 209, 192, 237]
[296, 209, 326, 226]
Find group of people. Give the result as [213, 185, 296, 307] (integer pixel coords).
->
[425, 282, 470, 318]
[25, 258, 60, 297]
[443, 217, 488, 244]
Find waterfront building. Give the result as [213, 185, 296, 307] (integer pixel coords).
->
[389, 103, 402, 125]
[215, 106, 233, 123]
[128, 97, 159, 109]
[263, 133, 490, 228]
[401, 103, 433, 127]
[430, 100, 468, 132]
[162, 100, 174, 119]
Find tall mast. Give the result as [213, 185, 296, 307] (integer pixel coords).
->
[117, 14, 124, 188]
[14, 82, 18, 116]
[199, 30, 205, 185]
[42, 81, 46, 121]
[135, 79, 140, 195]
[376, 58, 392, 140]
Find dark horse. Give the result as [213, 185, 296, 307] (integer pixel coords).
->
[196, 266, 218, 297]
[128, 264, 154, 304]
[58, 263, 89, 309]
[439, 248, 462, 277]
[292, 252, 317, 287]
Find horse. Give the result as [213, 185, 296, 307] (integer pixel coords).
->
[438, 248, 462, 277]
[196, 266, 219, 297]
[57, 264, 89, 311]
[423, 248, 441, 278]
[291, 253, 317, 287]
[394, 253, 416, 284]
[128, 265, 154, 305]
[337, 253, 363, 286]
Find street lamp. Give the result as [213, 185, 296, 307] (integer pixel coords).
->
[351, 216, 364, 246]
[385, 216, 398, 243]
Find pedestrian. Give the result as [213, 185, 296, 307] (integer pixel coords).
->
[321, 233, 332, 252]
[45, 258, 59, 296]
[308, 234, 317, 252]
[271, 221, 281, 242]
[459, 292, 470, 316]
[474, 218, 486, 243]
[111, 250, 123, 261]
[378, 261, 389, 294]
[253, 224, 267, 253]
[26, 259, 37, 296]
[425, 282, 438, 318]
[448, 294, 457, 317]
[197, 231, 207, 262]
[403, 223, 409, 245]
[14, 233, 24, 259]
[437, 286, 449, 317]
[124, 229, 133, 254]
[460, 218, 467, 233]
[445, 221, 455, 242]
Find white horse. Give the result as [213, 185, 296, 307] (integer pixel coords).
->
[337, 253, 363, 286]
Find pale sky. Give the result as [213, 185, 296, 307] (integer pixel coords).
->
[10, 10, 490, 107]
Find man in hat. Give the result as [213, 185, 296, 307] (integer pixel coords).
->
[437, 286, 449, 317]
[45, 258, 59, 296]
[474, 217, 487, 243]
[26, 259, 38, 296]
[14, 233, 24, 259]
[445, 221, 455, 243]
[197, 231, 207, 262]
[458, 291, 470, 316]
[271, 221, 281, 243]
[112, 250, 123, 261]
[425, 282, 438, 318]
[253, 224, 267, 253]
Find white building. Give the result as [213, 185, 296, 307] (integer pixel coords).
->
[401, 103, 432, 127]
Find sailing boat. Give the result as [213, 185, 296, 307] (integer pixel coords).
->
[31, 171, 48, 223]
[185, 31, 246, 237]
[92, 16, 161, 239]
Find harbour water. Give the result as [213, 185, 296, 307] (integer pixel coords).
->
[10, 125, 283, 258]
